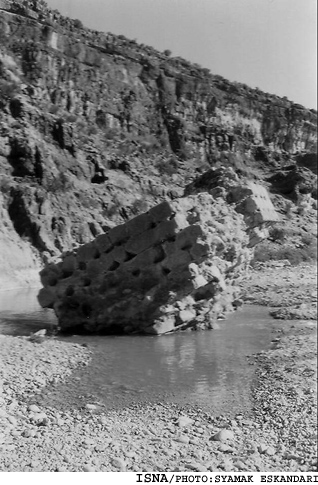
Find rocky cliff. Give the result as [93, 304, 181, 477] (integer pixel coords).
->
[0, 0, 317, 289]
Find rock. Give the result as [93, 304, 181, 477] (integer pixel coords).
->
[33, 329, 47, 337]
[186, 462, 208, 472]
[28, 405, 41, 413]
[39, 185, 279, 334]
[176, 435, 190, 444]
[86, 404, 97, 411]
[189, 437, 200, 445]
[258, 443, 269, 454]
[22, 429, 36, 438]
[177, 416, 194, 428]
[7, 415, 18, 426]
[83, 465, 95, 472]
[112, 457, 126, 470]
[31, 412, 48, 423]
[211, 429, 234, 442]
[235, 460, 246, 470]
[218, 444, 232, 453]
[265, 446, 276, 456]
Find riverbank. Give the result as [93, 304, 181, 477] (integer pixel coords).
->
[0, 263, 316, 472]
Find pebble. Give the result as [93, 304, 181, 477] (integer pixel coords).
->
[176, 435, 190, 444]
[177, 416, 194, 428]
[211, 429, 234, 442]
[189, 437, 200, 445]
[32, 412, 47, 423]
[266, 446, 276, 456]
[28, 405, 41, 414]
[86, 404, 97, 411]
[112, 457, 126, 470]
[218, 444, 232, 453]
[235, 460, 246, 470]
[186, 462, 207, 472]
[7, 415, 18, 426]
[22, 429, 36, 438]
[83, 465, 95, 472]
[258, 443, 269, 454]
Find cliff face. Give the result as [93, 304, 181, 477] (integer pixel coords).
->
[0, 0, 317, 288]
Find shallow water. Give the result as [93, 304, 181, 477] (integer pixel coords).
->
[0, 287, 57, 335]
[0, 288, 273, 415]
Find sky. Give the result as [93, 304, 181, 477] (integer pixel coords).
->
[46, 0, 317, 109]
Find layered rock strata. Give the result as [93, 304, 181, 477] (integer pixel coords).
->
[38, 181, 279, 334]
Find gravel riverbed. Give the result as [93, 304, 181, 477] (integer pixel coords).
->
[0, 263, 317, 472]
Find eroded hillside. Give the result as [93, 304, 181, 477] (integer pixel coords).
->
[0, 0, 317, 288]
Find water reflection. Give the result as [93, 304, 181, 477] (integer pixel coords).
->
[0, 288, 57, 336]
[0, 288, 273, 415]
[52, 306, 271, 414]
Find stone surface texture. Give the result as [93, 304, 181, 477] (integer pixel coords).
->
[38, 177, 279, 334]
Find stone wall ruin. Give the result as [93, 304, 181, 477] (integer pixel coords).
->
[38, 175, 279, 335]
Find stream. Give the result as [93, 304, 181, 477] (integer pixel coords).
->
[0, 288, 273, 415]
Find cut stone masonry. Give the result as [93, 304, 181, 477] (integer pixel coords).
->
[38, 176, 279, 335]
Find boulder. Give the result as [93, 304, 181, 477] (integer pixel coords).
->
[38, 183, 279, 334]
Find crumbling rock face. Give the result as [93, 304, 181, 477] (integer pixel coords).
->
[0, 1, 316, 289]
[38, 182, 279, 335]
[267, 165, 318, 201]
[185, 167, 280, 246]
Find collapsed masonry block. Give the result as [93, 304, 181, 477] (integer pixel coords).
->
[95, 233, 112, 253]
[77, 242, 99, 262]
[38, 178, 279, 335]
[148, 201, 174, 224]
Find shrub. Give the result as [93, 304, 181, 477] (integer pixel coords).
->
[269, 225, 287, 243]
[49, 104, 59, 114]
[45, 172, 72, 193]
[253, 243, 317, 266]
[131, 198, 148, 215]
[301, 233, 316, 246]
[65, 114, 77, 123]
[87, 125, 98, 136]
[73, 19, 83, 29]
[0, 177, 11, 195]
[0, 80, 20, 100]
[156, 157, 179, 176]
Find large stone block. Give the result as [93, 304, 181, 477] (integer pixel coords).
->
[108, 223, 130, 245]
[77, 242, 99, 262]
[125, 212, 152, 236]
[125, 228, 158, 255]
[111, 245, 130, 263]
[99, 252, 116, 271]
[37, 287, 56, 308]
[162, 249, 192, 271]
[176, 225, 204, 250]
[189, 242, 210, 260]
[61, 255, 77, 274]
[148, 201, 174, 223]
[146, 316, 176, 335]
[154, 219, 178, 241]
[86, 259, 105, 277]
[95, 233, 113, 253]
[38, 185, 270, 335]
[39, 264, 61, 287]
